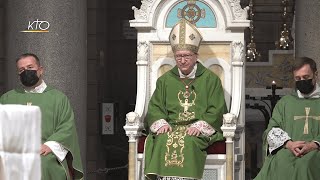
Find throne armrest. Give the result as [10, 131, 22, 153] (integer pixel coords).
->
[221, 113, 237, 139]
[221, 113, 237, 180]
[124, 111, 144, 180]
[123, 111, 144, 142]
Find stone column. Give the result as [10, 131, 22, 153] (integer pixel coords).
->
[295, 0, 320, 67]
[5, 0, 87, 174]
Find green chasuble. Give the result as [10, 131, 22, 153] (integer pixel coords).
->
[144, 63, 227, 180]
[0, 86, 84, 180]
[254, 92, 320, 180]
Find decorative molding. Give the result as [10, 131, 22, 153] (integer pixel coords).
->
[203, 58, 232, 109]
[232, 41, 244, 62]
[137, 41, 149, 62]
[223, 132, 236, 138]
[128, 132, 140, 142]
[228, 0, 249, 20]
[132, 0, 155, 21]
[150, 57, 175, 95]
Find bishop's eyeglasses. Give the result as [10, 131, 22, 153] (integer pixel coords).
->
[174, 53, 196, 61]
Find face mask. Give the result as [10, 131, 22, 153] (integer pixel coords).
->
[19, 70, 39, 87]
[295, 79, 315, 94]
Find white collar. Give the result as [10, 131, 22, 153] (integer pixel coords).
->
[24, 80, 47, 93]
[297, 83, 320, 98]
[178, 63, 197, 79]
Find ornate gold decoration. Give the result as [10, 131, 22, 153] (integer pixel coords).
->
[246, 0, 260, 62]
[178, 90, 196, 121]
[165, 126, 187, 167]
[177, 0, 205, 24]
[275, 0, 293, 50]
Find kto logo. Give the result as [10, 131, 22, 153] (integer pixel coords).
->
[21, 19, 50, 33]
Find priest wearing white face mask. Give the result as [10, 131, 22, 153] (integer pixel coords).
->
[254, 57, 320, 180]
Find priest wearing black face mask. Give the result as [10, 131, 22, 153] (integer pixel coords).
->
[254, 57, 320, 180]
[0, 53, 84, 180]
[17, 55, 43, 88]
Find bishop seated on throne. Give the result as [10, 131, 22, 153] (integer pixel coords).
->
[124, 0, 249, 179]
[143, 19, 227, 180]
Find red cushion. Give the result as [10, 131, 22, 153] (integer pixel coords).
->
[137, 136, 226, 154]
[205, 140, 226, 154]
[138, 136, 147, 153]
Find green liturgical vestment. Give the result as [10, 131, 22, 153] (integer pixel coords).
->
[254, 92, 320, 180]
[0, 86, 83, 180]
[144, 63, 227, 179]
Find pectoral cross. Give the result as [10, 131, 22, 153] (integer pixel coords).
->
[26, 102, 32, 106]
[180, 99, 194, 113]
[294, 107, 320, 134]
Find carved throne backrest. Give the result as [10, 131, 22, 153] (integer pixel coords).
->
[132, 0, 249, 122]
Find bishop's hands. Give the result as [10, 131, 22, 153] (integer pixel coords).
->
[156, 125, 201, 136]
[285, 140, 318, 157]
[157, 125, 172, 135]
[40, 144, 52, 156]
[186, 127, 201, 136]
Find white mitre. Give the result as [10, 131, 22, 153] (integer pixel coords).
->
[169, 18, 203, 53]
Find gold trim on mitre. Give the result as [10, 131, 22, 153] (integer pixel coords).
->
[169, 19, 203, 53]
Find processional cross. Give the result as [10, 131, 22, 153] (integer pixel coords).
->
[294, 107, 320, 134]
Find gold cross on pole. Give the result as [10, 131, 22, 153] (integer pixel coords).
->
[294, 107, 320, 134]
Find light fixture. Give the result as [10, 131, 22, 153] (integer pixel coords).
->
[246, 0, 261, 62]
[275, 0, 293, 50]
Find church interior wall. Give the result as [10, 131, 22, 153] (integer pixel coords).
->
[86, 0, 138, 179]
[86, 0, 100, 179]
[295, 0, 320, 70]
[0, 0, 5, 95]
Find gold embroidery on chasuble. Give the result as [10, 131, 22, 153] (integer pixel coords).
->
[178, 90, 196, 121]
[165, 126, 187, 167]
[294, 107, 320, 134]
[164, 87, 197, 167]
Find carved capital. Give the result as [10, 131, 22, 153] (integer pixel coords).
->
[132, 0, 155, 21]
[228, 0, 249, 20]
[126, 111, 140, 126]
[221, 113, 237, 139]
[223, 131, 236, 138]
[223, 113, 236, 127]
[232, 41, 244, 62]
[127, 131, 141, 142]
[124, 112, 142, 142]
[137, 41, 149, 62]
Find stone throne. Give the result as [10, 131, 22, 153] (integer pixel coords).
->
[123, 0, 249, 179]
